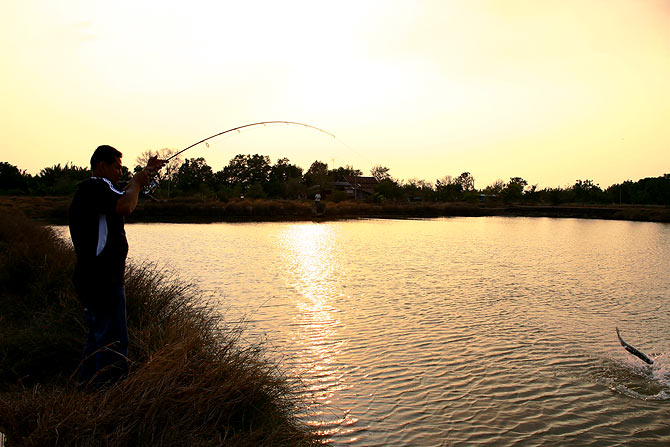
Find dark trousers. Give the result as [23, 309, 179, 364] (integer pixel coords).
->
[80, 284, 129, 388]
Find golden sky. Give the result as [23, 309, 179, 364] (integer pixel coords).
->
[1, 0, 668, 189]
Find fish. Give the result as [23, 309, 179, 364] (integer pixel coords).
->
[616, 327, 654, 365]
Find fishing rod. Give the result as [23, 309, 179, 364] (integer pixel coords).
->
[144, 121, 337, 195]
[167, 121, 336, 161]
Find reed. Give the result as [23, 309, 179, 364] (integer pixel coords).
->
[0, 211, 322, 446]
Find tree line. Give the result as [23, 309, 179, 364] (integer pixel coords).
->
[1, 152, 669, 206]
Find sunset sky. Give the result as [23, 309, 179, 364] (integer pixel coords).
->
[1, 0, 668, 189]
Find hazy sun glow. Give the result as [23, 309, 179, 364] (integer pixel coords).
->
[1, 0, 668, 188]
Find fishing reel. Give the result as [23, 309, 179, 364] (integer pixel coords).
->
[141, 177, 162, 202]
[143, 177, 160, 196]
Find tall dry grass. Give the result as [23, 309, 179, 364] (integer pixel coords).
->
[0, 211, 323, 446]
[0, 210, 81, 386]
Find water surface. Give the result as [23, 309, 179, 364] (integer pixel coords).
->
[60, 217, 670, 445]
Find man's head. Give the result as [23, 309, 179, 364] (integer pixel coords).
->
[91, 145, 123, 185]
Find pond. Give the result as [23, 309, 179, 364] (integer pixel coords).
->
[59, 217, 670, 446]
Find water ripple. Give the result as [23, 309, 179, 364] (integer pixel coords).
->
[94, 218, 670, 446]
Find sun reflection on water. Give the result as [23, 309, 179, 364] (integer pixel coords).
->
[278, 223, 359, 440]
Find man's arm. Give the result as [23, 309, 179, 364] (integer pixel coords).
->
[116, 156, 165, 216]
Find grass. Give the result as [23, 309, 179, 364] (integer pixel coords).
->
[0, 210, 323, 446]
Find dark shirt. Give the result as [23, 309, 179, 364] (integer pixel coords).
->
[69, 177, 128, 305]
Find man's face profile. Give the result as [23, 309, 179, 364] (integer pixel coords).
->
[96, 157, 123, 185]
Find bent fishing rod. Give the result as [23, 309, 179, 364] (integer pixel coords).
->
[166, 121, 336, 162]
[144, 120, 337, 194]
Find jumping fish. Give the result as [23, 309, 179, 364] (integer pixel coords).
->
[616, 327, 654, 365]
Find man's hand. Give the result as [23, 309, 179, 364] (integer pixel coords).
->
[116, 156, 167, 216]
[145, 155, 166, 174]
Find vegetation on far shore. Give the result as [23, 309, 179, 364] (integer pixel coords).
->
[2, 155, 669, 224]
[2, 155, 669, 206]
[0, 211, 323, 446]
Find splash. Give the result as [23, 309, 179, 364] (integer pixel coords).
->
[604, 352, 670, 401]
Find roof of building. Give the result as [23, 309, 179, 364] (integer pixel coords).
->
[342, 176, 378, 191]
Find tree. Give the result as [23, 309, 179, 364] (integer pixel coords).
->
[245, 182, 267, 199]
[633, 175, 670, 205]
[403, 178, 434, 201]
[542, 186, 569, 205]
[370, 165, 391, 182]
[304, 160, 329, 188]
[173, 158, 214, 193]
[135, 149, 182, 181]
[267, 158, 303, 198]
[436, 175, 454, 186]
[572, 179, 603, 203]
[603, 174, 670, 205]
[220, 154, 272, 188]
[244, 154, 272, 185]
[374, 177, 403, 201]
[34, 163, 90, 195]
[525, 183, 538, 202]
[455, 172, 475, 192]
[435, 175, 462, 201]
[269, 158, 303, 183]
[329, 165, 361, 179]
[135, 148, 183, 197]
[483, 179, 505, 196]
[0, 162, 31, 194]
[502, 177, 528, 202]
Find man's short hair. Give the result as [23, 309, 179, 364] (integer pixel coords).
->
[90, 145, 122, 169]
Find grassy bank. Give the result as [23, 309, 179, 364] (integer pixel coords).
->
[0, 211, 322, 446]
[2, 195, 669, 224]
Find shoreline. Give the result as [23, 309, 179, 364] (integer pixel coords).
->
[2, 196, 669, 224]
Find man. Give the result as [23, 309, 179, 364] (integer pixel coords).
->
[69, 145, 164, 387]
